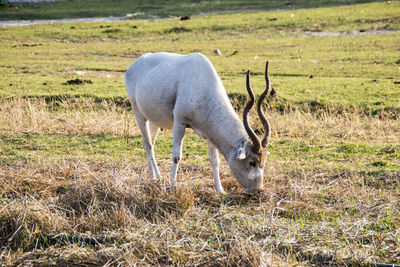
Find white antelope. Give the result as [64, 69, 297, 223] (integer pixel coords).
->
[125, 52, 271, 193]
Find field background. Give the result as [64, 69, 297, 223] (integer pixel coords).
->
[1, 0, 399, 265]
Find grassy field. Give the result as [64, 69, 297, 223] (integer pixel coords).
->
[0, 0, 388, 20]
[1, 1, 400, 266]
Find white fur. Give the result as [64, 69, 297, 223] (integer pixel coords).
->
[125, 52, 264, 193]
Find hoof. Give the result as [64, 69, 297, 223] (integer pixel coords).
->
[148, 175, 162, 180]
[217, 189, 226, 195]
[166, 183, 175, 192]
[215, 186, 226, 195]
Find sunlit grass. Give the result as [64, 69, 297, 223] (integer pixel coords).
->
[1, 2, 399, 265]
[1, 2, 399, 114]
[0, 0, 389, 20]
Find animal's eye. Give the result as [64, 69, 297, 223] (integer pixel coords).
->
[249, 161, 256, 167]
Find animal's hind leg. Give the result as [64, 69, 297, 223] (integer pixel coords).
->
[134, 113, 162, 179]
[149, 122, 161, 178]
[149, 122, 160, 146]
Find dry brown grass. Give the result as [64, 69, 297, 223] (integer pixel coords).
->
[0, 161, 268, 265]
[266, 107, 399, 143]
[1, 159, 399, 265]
[0, 98, 140, 137]
[1, 98, 399, 143]
[0, 97, 399, 265]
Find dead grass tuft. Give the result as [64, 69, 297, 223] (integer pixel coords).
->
[55, 164, 196, 229]
[246, 106, 400, 143]
[0, 195, 70, 249]
[1, 245, 104, 266]
[0, 97, 139, 136]
[1, 98, 399, 145]
[223, 239, 262, 266]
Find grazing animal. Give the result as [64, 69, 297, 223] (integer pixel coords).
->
[125, 52, 271, 193]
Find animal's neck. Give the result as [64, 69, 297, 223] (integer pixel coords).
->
[208, 119, 247, 159]
[199, 98, 248, 159]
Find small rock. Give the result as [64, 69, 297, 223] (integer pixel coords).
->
[214, 49, 223, 56]
[180, 16, 191, 21]
[64, 78, 92, 85]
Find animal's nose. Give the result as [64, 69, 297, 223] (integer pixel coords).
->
[245, 188, 262, 194]
[245, 179, 263, 193]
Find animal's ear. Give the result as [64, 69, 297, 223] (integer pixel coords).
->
[236, 144, 246, 160]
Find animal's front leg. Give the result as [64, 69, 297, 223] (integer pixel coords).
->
[169, 121, 185, 187]
[208, 141, 226, 194]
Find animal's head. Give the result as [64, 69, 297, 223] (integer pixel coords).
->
[228, 61, 271, 193]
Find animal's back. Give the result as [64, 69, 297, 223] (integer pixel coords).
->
[125, 52, 223, 129]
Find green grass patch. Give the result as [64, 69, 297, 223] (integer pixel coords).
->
[2, 132, 398, 173]
[0, 0, 389, 20]
[0, 131, 210, 165]
[1, 2, 400, 114]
